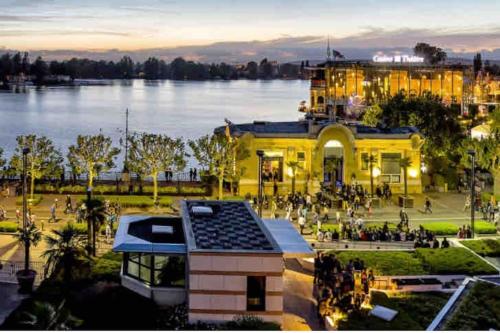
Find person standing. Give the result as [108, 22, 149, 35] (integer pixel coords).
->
[270, 199, 277, 219]
[189, 168, 193, 182]
[65, 194, 73, 214]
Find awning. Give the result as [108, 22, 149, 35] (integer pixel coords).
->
[262, 219, 315, 258]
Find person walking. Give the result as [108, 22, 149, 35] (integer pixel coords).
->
[424, 197, 432, 214]
[298, 212, 306, 235]
[65, 194, 73, 214]
[49, 203, 57, 223]
[270, 199, 277, 219]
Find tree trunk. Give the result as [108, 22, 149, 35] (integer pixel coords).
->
[88, 170, 94, 189]
[370, 163, 374, 197]
[24, 241, 30, 271]
[152, 172, 158, 202]
[292, 175, 296, 195]
[404, 167, 408, 198]
[30, 175, 35, 200]
[92, 220, 97, 257]
[218, 175, 224, 200]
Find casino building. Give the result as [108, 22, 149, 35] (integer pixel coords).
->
[305, 57, 499, 118]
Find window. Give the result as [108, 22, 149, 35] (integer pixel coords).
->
[125, 253, 186, 287]
[247, 276, 266, 311]
[153, 255, 186, 287]
[297, 152, 305, 161]
[262, 156, 283, 182]
[361, 153, 369, 170]
[381, 153, 401, 183]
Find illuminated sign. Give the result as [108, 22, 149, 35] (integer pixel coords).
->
[372, 54, 424, 63]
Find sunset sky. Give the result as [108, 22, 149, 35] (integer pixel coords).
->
[0, 0, 499, 52]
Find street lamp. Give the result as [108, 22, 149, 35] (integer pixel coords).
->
[468, 149, 476, 238]
[256, 150, 264, 217]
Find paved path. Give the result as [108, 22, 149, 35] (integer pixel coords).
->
[0, 283, 27, 326]
[282, 259, 322, 331]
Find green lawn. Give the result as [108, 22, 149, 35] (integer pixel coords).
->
[416, 248, 498, 275]
[73, 195, 174, 208]
[333, 251, 426, 275]
[0, 221, 18, 232]
[15, 195, 43, 206]
[460, 239, 500, 257]
[329, 248, 498, 276]
[416, 221, 497, 235]
[444, 281, 500, 330]
[338, 291, 450, 330]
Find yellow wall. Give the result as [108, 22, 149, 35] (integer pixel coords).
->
[237, 126, 424, 196]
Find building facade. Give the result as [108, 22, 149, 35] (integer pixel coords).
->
[305, 60, 500, 117]
[112, 200, 314, 326]
[218, 120, 424, 197]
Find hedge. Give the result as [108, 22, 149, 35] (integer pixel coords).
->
[332, 251, 426, 276]
[0, 222, 18, 232]
[329, 248, 498, 276]
[461, 239, 500, 257]
[417, 221, 497, 235]
[15, 195, 43, 206]
[415, 248, 498, 275]
[313, 222, 398, 233]
[74, 195, 174, 209]
[444, 281, 500, 330]
[35, 184, 206, 196]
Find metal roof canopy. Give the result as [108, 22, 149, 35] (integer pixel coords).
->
[262, 219, 315, 258]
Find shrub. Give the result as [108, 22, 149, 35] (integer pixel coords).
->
[416, 248, 498, 275]
[461, 239, 500, 257]
[16, 195, 43, 206]
[220, 315, 281, 330]
[0, 222, 18, 232]
[331, 251, 426, 276]
[481, 192, 500, 203]
[444, 281, 500, 330]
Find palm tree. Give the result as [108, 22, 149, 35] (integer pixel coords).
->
[85, 198, 106, 256]
[42, 223, 89, 283]
[364, 154, 378, 197]
[15, 224, 42, 273]
[17, 300, 82, 330]
[286, 161, 302, 195]
[400, 157, 412, 207]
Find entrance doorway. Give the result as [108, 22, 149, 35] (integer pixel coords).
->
[323, 140, 344, 186]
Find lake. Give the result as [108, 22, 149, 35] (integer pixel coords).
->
[0, 79, 309, 165]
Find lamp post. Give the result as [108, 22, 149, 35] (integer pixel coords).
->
[468, 150, 476, 238]
[22, 147, 29, 267]
[256, 150, 264, 217]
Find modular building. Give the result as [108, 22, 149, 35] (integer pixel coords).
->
[112, 200, 313, 326]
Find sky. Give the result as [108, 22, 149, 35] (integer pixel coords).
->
[0, 0, 499, 56]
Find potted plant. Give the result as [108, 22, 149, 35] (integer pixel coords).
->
[15, 223, 42, 293]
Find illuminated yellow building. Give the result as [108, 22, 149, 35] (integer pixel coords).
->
[306, 60, 477, 116]
[217, 120, 424, 196]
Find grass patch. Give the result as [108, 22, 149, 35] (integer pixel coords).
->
[0, 221, 18, 232]
[15, 195, 43, 206]
[481, 192, 500, 203]
[338, 291, 450, 330]
[416, 248, 498, 275]
[444, 281, 500, 330]
[460, 239, 500, 257]
[90, 251, 122, 282]
[74, 195, 174, 208]
[416, 221, 497, 235]
[314, 222, 398, 233]
[331, 251, 426, 276]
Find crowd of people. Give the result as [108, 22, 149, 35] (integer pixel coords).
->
[314, 252, 375, 322]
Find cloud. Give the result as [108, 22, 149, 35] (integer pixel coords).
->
[0, 30, 131, 37]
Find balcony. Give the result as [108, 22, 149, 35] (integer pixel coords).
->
[311, 79, 326, 88]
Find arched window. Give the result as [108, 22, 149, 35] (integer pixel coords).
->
[317, 96, 324, 104]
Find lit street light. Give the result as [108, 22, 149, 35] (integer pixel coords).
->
[256, 150, 264, 217]
[468, 149, 476, 238]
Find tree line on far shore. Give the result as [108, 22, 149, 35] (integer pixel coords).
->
[0, 52, 307, 86]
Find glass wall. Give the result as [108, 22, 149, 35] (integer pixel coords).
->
[125, 253, 186, 288]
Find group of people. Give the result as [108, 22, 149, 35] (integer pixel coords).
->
[315, 252, 375, 322]
[188, 168, 198, 182]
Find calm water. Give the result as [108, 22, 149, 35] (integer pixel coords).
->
[0, 80, 308, 165]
